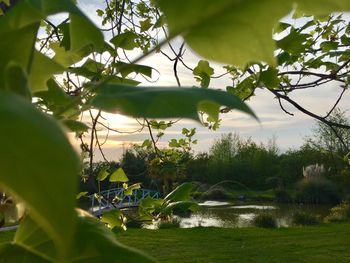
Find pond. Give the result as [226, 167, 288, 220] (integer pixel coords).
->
[175, 201, 332, 229]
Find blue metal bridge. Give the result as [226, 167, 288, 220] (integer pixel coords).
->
[87, 188, 160, 216]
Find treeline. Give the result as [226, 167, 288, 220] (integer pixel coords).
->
[83, 132, 350, 204]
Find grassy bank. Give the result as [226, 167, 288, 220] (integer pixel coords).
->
[0, 222, 349, 262]
[118, 222, 350, 263]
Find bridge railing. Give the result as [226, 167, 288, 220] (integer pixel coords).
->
[87, 188, 160, 215]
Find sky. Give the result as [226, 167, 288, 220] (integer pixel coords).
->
[70, 1, 350, 161]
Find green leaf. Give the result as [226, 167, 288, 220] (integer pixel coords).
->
[0, 24, 38, 89]
[0, 244, 54, 262]
[2, 0, 10, 5]
[159, 0, 350, 67]
[276, 29, 309, 55]
[50, 42, 89, 67]
[96, 9, 104, 17]
[320, 41, 339, 52]
[72, 217, 155, 262]
[0, 216, 156, 262]
[227, 76, 255, 100]
[69, 14, 105, 52]
[153, 15, 165, 29]
[70, 58, 105, 80]
[169, 139, 180, 148]
[164, 201, 199, 214]
[29, 51, 65, 92]
[110, 31, 139, 50]
[193, 60, 214, 88]
[182, 128, 190, 135]
[0, 90, 80, 256]
[97, 167, 110, 182]
[164, 182, 193, 202]
[62, 120, 89, 133]
[112, 62, 153, 78]
[260, 67, 279, 88]
[341, 35, 350, 46]
[4, 64, 31, 100]
[124, 183, 142, 196]
[35, 79, 80, 119]
[158, 0, 293, 67]
[101, 209, 124, 229]
[197, 101, 222, 122]
[142, 139, 152, 148]
[91, 85, 256, 122]
[295, 1, 350, 16]
[193, 60, 214, 77]
[140, 18, 152, 32]
[76, 191, 88, 199]
[109, 168, 129, 182]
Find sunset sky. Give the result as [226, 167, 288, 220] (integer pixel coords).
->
[70, 1, 350, 161]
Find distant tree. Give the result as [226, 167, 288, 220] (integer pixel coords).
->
[306, 108, 350, 157]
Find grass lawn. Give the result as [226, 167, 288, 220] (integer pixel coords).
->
[0, 222, 349, 262]
[117, 222, 350, 263]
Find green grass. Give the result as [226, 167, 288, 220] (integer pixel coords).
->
[117, 223, 350, 262]
[1, 222, 350, 262]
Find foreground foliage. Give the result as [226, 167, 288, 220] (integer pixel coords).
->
[0, 0, 350, 261]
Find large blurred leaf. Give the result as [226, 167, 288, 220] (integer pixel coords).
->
[164, 201, 199, 214]
[158, 0, 350, 67]
[164, 182, 193, 202]
[30, 51, 64, 92]
[69, 14, 104, 52]
[62, 119, 89, 133]
[0, 216, 156, 262]
[0, 90, 80, 256]
[4, 64, 31, 100]
[158, 0, 291, 67]
[91, 85, 256, 121]
[0, 24, 38, 89]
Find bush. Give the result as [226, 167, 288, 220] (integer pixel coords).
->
[275, 189, 293, 203]
[252, 213, 277, 228]
[295, 176, 340, 204]
[324, 202, 350, 223]
[158, 217, 181, 229]
[200, 187, 232, 200]
[292, 211, 320, 226]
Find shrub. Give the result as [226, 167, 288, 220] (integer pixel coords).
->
[295, 176, 340, 204]
[324, 202, 350, 223]
[292, 211, 320, 226]
[274, 189, 293, 203]
[158, 217, 181, 229]
[200, 187, 232, 200]
[252, 213, 277, 228]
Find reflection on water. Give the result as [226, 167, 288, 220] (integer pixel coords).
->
[232, 205, 276, 210]
[198, 201, 231, 206]
[176, 201, 331, 229]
